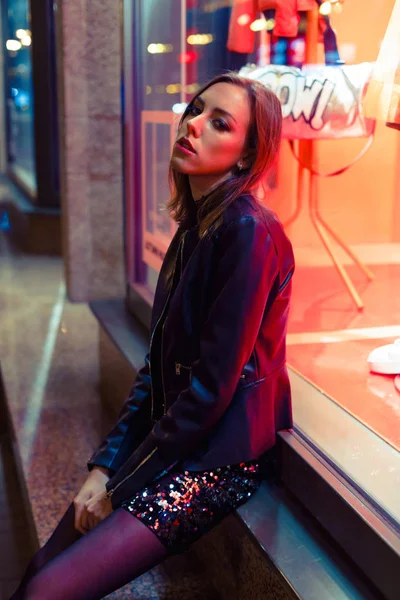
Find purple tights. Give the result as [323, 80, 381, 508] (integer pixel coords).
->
[10, 503, 168, 600]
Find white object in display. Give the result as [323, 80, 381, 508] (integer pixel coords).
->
[367, 338, 400, 374]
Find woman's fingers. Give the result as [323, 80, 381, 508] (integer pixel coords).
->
[73, 487, 93, 534]
[85, 498, 98, 531]
[80, 507, 91, 534]
[85, 510, 95, 531]
[73, 499, 85, 534]
[84, 493, 112, 530]
[73, 498, 90, 534]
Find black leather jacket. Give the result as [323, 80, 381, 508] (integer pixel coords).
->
[88, 194, 295, 508]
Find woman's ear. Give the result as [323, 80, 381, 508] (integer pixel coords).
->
[237, 155, 252, 171]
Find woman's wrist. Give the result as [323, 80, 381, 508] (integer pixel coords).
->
[91, 465, 111, 478]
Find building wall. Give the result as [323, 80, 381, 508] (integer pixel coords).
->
[56, 0, 125, 301]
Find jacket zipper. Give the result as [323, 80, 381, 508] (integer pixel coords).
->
[104, 447, 157, 500]
[149, 231, 187, 422]
[279, 269, 293, 292]
[180, 231, 185, 279]
[106, 235, 188, 499]
[160, 317, 168, 416]
[175, 362, 191, 376]
[160, 231, 187, 414]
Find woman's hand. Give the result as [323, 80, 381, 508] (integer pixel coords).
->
[84, 490, 113, 530]
[74, 466, 110, 534]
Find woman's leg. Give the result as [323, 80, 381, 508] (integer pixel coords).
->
[12, 508, 168, 600]
[14, 502, 81, 594]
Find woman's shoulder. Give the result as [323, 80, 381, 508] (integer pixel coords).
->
[215, 195, 294, 266]
[221, 194, 290, 246]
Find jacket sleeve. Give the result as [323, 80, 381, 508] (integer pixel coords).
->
[87, 353, 153, 475]
[106, 217, 279, 507]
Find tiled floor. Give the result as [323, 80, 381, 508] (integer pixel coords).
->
[0, 225, 105, 547]
[0, 185, 224, 598]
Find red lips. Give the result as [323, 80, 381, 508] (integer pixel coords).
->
[176, 136, 196, 153]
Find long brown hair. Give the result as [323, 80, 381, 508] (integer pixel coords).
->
[167, 72, 282, 237]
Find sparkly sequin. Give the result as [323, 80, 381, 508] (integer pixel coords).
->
[121, 462, 261, 553]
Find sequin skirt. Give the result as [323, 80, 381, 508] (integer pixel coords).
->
[121, 461, 261, 553]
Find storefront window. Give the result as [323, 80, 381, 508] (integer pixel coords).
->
[124, 0, 400, 528]
[282, 0, 400, 526]
[127, 0, 261, 293]
[3, 0, 36, 194]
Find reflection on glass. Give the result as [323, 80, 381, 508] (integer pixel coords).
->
[128, 0, 400, 519]
[5, 0, 36, 194]
[135, 0, 257, 291]
[135, 0, 305, 291]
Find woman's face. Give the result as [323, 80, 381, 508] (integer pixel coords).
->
[170, 82, 251, 184]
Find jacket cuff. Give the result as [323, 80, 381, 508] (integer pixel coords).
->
[87, 456, 116, 476]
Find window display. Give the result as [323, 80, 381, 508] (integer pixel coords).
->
[124, 0, 400, 528]
[281, 1, 400, 460]
[240, 61, 375, 139]
[3, 0, 36, 194]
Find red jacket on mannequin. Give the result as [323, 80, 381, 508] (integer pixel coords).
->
[227, 0, 318, 54]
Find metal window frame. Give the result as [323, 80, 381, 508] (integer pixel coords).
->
[278, 429, 400, 600]
[29, 0, 59, 205]
[2, 0, 59, 204]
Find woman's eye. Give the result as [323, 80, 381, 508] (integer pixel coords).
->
[186, 105, 201, 117]
[213, 118, 229, 131]
[182, 105, 229, 131]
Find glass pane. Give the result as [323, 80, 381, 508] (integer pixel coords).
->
[277, 0, 400, 524]
[5, 0, 36, 194]
[283, 3, 400, 440]
[129, 0, 319, 293]
[125, 0, 400, 522]
[290, 370, 400, 526]
[129, 0, 261, 291]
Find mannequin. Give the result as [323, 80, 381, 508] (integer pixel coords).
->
[362, 0, 400, 130]
[227, 0, 341, 66]
[227, 0, 317, 54]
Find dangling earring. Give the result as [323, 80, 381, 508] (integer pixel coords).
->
[237, 162, 243, 171]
